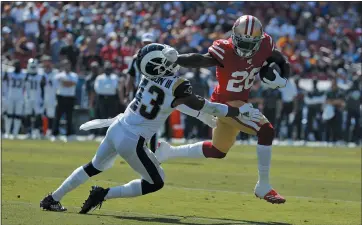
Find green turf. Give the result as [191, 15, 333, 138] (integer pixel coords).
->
[1, 140, 361, 225]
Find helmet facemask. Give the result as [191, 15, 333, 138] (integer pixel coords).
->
[231, 33, 263, 58]
[147, 57, 179, 78]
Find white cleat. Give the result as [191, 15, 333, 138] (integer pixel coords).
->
[9, 134, 15, 140]
[3, 133, 10, 139]
[50, 135, 57, 142]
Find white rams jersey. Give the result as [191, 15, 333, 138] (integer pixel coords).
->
[42, 69, 58, 104]
[120, 75, 192, 140]
[25, 73, 44, 101]
[6, 71, 27, 100]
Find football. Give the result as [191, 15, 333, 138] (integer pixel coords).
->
[259, 62, 282, 81]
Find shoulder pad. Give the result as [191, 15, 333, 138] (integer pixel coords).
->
[208, 39, 231, 63]
[173, 78, 192, 98]
[263, 33, 275, 52]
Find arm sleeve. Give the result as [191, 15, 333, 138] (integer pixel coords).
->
[173, 79, 193, 98]
[176, 104, 201, 118]
[200, 99, 239, 117]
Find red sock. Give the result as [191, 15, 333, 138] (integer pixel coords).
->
[202, 141, 226, 158]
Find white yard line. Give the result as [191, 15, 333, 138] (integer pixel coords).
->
[3, 174, 360, 203]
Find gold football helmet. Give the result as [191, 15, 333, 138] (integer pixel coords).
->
[231, 15, 264, 58]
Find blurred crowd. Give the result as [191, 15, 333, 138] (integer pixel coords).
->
[1, 2, 361, 144]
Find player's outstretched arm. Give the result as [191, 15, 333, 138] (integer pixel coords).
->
[172, 79, 262, 122]
[162, 47, 220, 68]
[176, 104, 217, 128]
[176, 53, 221, 68]
[172, 94, 239, 117]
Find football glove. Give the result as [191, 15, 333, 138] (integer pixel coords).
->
[161, 47, 179, 63]
[197, 112, 217, 128]
[262, 63, 287, 89]
[239, 103, 263, 123]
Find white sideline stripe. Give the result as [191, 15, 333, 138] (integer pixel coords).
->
[3, 174, 359, 203]
[209, 47, 224, 60]
[213, 45, 225, 53]
[4, 200, 244, 224]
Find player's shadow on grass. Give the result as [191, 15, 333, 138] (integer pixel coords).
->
[94, 213, 292, 225]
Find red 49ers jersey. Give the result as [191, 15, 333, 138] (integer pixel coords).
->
[208, 33, 275, 103]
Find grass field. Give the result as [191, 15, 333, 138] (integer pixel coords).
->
[1, 140, 361, 225]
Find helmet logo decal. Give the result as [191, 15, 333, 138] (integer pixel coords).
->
[249, 16, 255, 36]
[147, 58, 174, 76]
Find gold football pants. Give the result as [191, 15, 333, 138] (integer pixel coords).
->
[212, 100, 270, 153]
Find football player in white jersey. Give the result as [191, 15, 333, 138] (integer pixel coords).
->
[40, 43, 262, 213]
[24, 58, 46, 139]
[3, 60, 27, 139]
[41, 55, 58, 137]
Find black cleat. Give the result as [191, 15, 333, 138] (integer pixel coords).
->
[40, 194, 67, 212]
[79, 186, 109, 214]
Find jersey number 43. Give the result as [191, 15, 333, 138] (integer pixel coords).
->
[131, 79, 165, 120]
[226, 67, 260, 92]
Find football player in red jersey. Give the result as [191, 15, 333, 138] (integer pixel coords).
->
[157, 15, 289, 204]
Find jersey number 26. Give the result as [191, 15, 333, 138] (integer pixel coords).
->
[226, 67, 260, 92]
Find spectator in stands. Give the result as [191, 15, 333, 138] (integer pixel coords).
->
[344, 77, 361, 144]
[23, 3, 40, 44]
[94, 62, 121, 135]
[10, 2, 26, 26]
[99, 36, 124, 74]
[51, 59, 78, 142]
[278, 78, 298, 140]
[85, 62, 100, 123]
[304, 80, 325, 141]
[126, 33, 155, 99]
[60, 34, 79, 72]
[14, 30, 36, 68]
[324, 78, 345, 143]
[292, 78, 306, 141]
[262, 88, 282, 128]
[1, 26, 14, 55]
